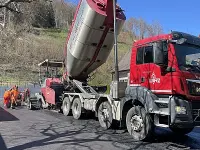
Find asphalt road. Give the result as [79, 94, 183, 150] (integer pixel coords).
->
[0, 103, 200, 150]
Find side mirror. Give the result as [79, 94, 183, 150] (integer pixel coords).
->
[153, 41, 168, 66]
[169, 38, 187, 45]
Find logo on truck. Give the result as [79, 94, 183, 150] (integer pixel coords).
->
[149, 72, 160, 84]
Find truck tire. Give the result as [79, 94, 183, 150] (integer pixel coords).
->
[98, 101, 113, 129]
[37, 99, 42, 109]
[62, 97, 71, 116]
[72, 98, 82, 119]
[28, 101, 33, 110]
[170, 127, 194, 135]
[126, 106, 154, 141]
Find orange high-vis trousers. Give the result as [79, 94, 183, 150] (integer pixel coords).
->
[11, 89, 19, 105]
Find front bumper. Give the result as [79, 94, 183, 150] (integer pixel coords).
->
[191, 101, 200, 126]
[169, 97, 200, 128]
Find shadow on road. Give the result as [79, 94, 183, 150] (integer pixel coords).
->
[8, 121, 118, 150]
[0, 107, 19, 122]
[152, 127, 200, 149]
[0, 134, 8, 150]
[3, 108, 200, 150]
[7, 119, 200, 150]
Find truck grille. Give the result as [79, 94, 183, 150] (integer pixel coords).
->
[187, 80, 200, 96]
[191, 101, 200, 124]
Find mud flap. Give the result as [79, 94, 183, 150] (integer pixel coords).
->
[169, 97, 193, 128]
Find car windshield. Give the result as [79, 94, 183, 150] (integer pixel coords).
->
[174, 44, 200, 72]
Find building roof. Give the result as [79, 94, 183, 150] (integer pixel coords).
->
[112, 50, 131, 73]
[118, 50, 131, 71]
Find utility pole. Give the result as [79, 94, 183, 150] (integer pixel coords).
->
[113, 0, 119, 99]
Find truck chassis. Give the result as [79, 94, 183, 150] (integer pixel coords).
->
[29, 76, 199, 141]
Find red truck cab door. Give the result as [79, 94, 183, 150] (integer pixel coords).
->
[130, 41, 172, 95]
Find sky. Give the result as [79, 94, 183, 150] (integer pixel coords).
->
[68, 0, 200, 36]
[117, 0, 200, 36]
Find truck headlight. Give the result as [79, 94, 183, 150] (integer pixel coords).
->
[175, 106, 187, 114]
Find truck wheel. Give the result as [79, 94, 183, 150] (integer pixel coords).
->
[28, 101, 33, 110]
[126, 106, 154, 141]
[62, 97, 71, 116]
[37, 99, 42, 109]
[98, 101, 113, 129]
[170, 127, 194, 135]
[72, 98, 82, 119]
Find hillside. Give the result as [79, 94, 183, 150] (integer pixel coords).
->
[0, 0, 163, 85]
[0, 27, 132, 85]
[0, 28, 65, 81]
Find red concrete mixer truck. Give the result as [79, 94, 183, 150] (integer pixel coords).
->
[28, 0, 200, 141]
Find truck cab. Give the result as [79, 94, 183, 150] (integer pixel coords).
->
[131, 31, 200, 99]
[126, 31, 200, 136]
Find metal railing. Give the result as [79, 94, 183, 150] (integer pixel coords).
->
[0, 80, 40, 100]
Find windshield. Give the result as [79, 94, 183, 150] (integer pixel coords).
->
[40, 68, 62, 78]
[174, 44, 200, 72]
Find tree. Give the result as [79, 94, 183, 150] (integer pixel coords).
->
[123, 17, 136, 40]
[52, 0, 76, 29]
[135, 18, 148, 39]
[0, 0, 35, 12]
[0, 0, 36, 28]
[147, 21, 163, 37]
[0, 0, 55, 28]
[31, 0, 55, 28]
[123, 17, 163, 40]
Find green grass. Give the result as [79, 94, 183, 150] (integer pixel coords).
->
[40, 28, 67, 41]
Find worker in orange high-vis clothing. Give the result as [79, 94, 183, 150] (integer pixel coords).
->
[10, 85, 20, 109]
[3, 88, 12, 108]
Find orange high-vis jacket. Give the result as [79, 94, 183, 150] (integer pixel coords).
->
[11, 89, 19, 101]
[3, 90, 11, 104]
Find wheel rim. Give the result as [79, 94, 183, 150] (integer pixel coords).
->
[29, 102, 31, 109]
[74, 103, 79, 115]
[99, 103, 111, 124]
[100, 107, 109, 121]
[130, 115, 143, 132]
[63, 101, 68, 112]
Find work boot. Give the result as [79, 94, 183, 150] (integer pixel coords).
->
[11, 104, 15, 109]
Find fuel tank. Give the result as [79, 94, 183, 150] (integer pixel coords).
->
[65, 0, 126, 80]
